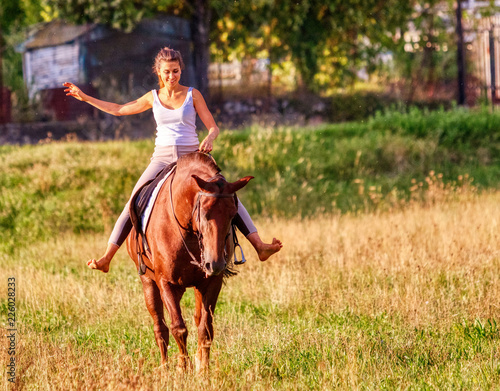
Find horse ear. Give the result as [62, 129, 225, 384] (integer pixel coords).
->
[225, 176, 254, 194]
[192, 175, 211, 191]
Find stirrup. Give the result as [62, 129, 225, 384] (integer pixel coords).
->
[233, 243, 246, 265]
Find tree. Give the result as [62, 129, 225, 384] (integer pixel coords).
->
[0, 0, 36, 121]
[209, 0, 416, 93]
[1, 1, 21, 104]
[390, 0, 458, 102]
[45, 0, 151, 31]
[4, 0, 450, 101]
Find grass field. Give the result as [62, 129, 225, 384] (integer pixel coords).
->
[1, 190, 500, 389]
[1, 109, 500, 389]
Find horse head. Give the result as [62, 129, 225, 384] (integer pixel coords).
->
[191, 174, 253, 277]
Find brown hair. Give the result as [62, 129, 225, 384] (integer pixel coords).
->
[153, 47, 185, 88]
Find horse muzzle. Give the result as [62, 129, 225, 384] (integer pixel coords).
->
[203, 256, 226, 277]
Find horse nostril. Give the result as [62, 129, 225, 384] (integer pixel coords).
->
[205, 263, 211, 272]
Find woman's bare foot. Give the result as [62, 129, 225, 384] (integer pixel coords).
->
[256, 238, 283, 261]
[247, 233, 283, 262]
[87, 243, 119, 273]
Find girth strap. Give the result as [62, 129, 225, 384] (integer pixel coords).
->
[136, 230, 155, 276]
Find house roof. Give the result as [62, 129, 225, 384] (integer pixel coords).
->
[19, 16, 191, 52]
[23, 20, 97, 50]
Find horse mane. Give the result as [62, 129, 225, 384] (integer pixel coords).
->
[176, 152, 221, 176]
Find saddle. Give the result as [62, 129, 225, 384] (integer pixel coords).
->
[129, 161, 246, 276]
[129, 161, 177, 275]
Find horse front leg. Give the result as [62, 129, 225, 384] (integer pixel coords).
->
[158, 280, 191, 371]
[194, 279, 223, 372]
[140, 275, 169, 366]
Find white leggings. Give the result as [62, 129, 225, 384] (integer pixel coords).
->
[109, 144, 257, 246]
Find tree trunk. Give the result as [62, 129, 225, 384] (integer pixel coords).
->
[455, 0, 466, 105]
[191, 0, 211, 99]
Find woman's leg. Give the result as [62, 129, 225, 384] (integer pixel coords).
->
[88, 145, 186, 272]
[234, 201, 282, 262]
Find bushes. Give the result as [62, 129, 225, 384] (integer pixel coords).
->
[215, 106, 499, 216]
[328, 92, 399, 123]
[1, 107, 499, 252]
[327, 92, 453, 124]
[369, 106, 500, 150]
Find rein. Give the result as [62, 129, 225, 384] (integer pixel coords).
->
[169, 168, 236, 269]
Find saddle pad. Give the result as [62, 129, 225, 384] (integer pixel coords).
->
[141, 169, 174, 233]
[130, 162, 176, 235]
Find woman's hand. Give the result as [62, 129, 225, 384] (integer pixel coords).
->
[192, 88, 219, 153]
[199, 133, 216, 153]
[63, 82, 86, 101]
[62, 83, 152, 116]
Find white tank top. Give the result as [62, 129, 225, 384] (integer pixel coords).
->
[152, 87, 199, 146]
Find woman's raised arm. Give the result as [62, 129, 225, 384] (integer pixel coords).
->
[192, 88, 219, 153]
[63, 82, 153, 116]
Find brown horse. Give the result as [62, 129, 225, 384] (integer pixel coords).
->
[126, 152, 252, 371]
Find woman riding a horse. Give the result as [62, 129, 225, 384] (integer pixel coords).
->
[64, 47, 282, 272]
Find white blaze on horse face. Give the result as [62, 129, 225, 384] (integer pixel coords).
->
[198, 198, 235, 277]
[201, 218, 228, 276]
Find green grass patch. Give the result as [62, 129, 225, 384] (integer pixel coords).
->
[1, 107, 500, 388]
[1, 107, 499, 254]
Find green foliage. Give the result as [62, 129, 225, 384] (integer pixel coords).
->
[328, 92, 452, 123]
[0, 0, 24, 31]
[389, 0, 459, 100]
[1, 0, 462, 100]
[1, 108, 499, 255]
[2, 30, 27, 95]
[44, 0, 162, 32]
[215, 106, 499, 216]
[0, 141, 151, 253]
[0, 0, 45, 98]
[210, 0, 416, 91]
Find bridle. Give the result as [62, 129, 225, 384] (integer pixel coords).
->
[169, 167, 237, 270]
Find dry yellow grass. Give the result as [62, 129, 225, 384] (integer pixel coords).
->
[240, 191, 500, 326]
[1, 190, 500, 389]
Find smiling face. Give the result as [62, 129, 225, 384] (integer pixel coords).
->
[157, 60, 182, 89]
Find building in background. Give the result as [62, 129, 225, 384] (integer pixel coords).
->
[17, 16, 195, 120]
